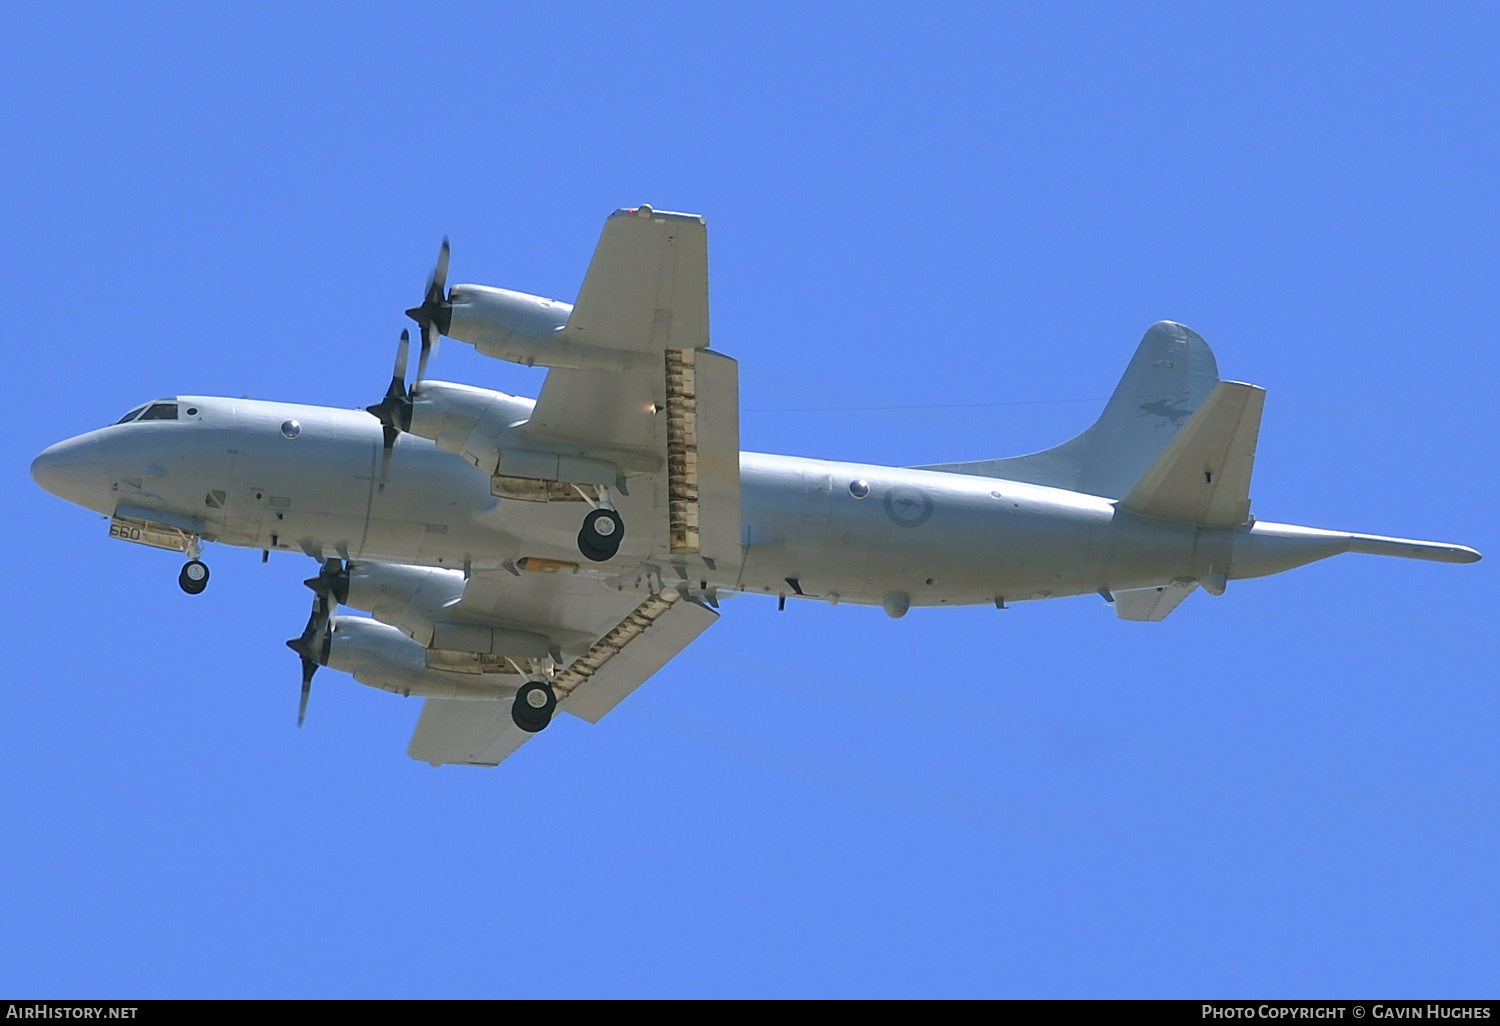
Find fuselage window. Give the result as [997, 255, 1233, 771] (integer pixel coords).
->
[138, 403, 179, 421]
[114, 405, 148, 425]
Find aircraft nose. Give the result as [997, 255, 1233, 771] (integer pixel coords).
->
[32, 435, 112, 512]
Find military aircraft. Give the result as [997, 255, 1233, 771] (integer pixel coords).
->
[31, 206, 1482, 767]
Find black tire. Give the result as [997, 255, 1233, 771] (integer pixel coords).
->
[178, 560, 210, 595]
[578, 508, 624, 561]
[576, 531, 611, 563]
[511, 681, 557, 733]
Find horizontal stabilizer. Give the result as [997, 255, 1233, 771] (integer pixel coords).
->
[1118, 381, 1265, 526]
[1112, 581, 1199, 621]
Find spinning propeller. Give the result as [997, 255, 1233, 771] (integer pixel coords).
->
[283, 558, 349, 727]
[406, 236, 452, 368]
[366, 328, 414, 451]
[365, 239, 452, 472]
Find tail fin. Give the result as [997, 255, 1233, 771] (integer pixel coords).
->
[919, 321, 1221, 499]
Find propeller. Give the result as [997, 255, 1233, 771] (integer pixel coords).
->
[365, 239, 451, 474]
[366, 328, 413, 451]
[405, 237, 451, 384]
[283, 558, 347, 727]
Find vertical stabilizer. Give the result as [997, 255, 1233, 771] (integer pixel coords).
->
[919, 321, 1220, 499]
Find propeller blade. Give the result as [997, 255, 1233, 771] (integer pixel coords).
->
[286, 595, 329, 657]
[285, 586, 336, 727]
[297, 659, 314, 728]
[405, 238, 452, 349]
[366, 330, 414, 447]
[427, 237, 450, 305]
[393, 328, 410, 385]
[416, 324, 434, 386]
[303, 558, 348, 606]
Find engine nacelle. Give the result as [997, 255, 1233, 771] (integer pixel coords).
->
[407, 381, 533, 474]
[446, 284, 570, 364]
[406, 382, 634, 489]
[446, 283, 655, 372]
[343, 561, 466, 645]
[325, 616, 517, 700]
[430, 622, 551, 658]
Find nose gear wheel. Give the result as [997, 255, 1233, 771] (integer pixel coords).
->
[178, 559, 210, 595]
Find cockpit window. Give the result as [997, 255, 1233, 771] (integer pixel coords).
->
[138, 403, 179, 421]
[114, 405, 148, 425]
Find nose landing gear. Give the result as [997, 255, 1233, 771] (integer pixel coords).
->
[577, 507, 624, 562]
[178, 559, 210, 595]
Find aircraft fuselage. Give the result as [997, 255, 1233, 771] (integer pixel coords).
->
[34, 394, 1427, 614]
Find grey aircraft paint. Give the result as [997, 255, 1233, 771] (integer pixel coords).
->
[27, 208, 1483, 765]
[33, 381, 1479, 615]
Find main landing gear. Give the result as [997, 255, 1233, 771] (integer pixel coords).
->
[511, 680, 558, 733]
[178, 559, 210, 595]
[577, 507, 624, 563]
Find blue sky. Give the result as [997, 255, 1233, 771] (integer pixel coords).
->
[3, 3, 1495, 997]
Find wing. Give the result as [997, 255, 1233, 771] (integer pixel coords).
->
[443, 207, 741, 569]
[408, 698, 535, 768]
[399, 208, 735, 767]
[405, 568, 718, 767]
[530, 205, 711, 450]
[521, 207, 741, 567]
[564, 205, 709, 355]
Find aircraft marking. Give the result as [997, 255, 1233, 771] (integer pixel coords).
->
[884, 486, 934, 528]
[1137, 397, 1193, 425]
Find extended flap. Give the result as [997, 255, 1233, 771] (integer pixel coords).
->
[556, 592, 718, 724]
[666, 348, 741, 565]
